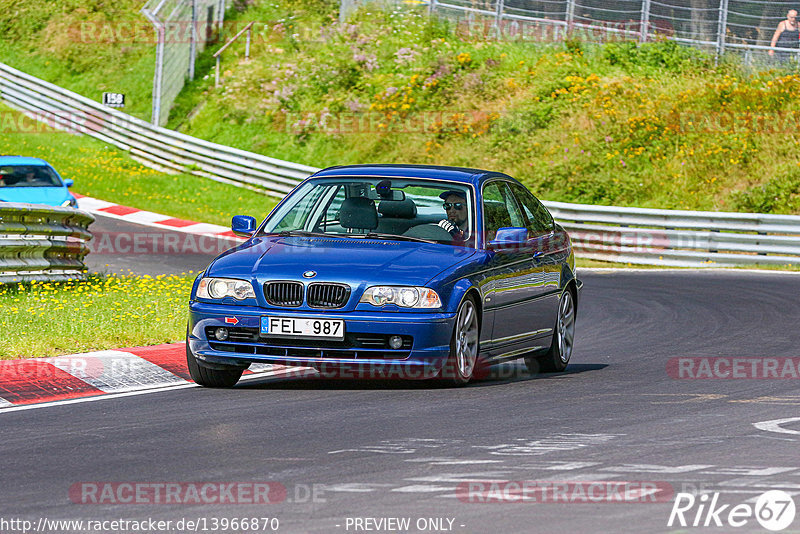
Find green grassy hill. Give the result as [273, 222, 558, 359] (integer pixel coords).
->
[3, 0, 800, 214]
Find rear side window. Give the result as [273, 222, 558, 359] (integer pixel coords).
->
[482, 181, 524, 242]
[509, 183, 553, 236]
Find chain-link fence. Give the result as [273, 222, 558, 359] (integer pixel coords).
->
[344, 0, 800, 66]
[142, 0, 227, 126]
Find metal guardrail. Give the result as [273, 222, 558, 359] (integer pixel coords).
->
[3, 63, 800, 268]
[0, 203, 94, 283]
[545, 201, 800, 267]
[0, 63, 316, 197]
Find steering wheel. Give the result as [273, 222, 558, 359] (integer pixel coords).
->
[403, 223, 454, 242]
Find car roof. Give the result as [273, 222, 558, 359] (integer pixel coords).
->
[311, 164, 512, 186]
[0, 156, 51, 167]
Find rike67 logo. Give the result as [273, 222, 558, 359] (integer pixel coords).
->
[668, 490, 796, 531]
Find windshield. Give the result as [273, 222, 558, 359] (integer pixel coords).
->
[0, 165, 62, 188]
[261, 177, 475, 248]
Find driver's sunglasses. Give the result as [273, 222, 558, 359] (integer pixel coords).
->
[443, 202, 466, 210]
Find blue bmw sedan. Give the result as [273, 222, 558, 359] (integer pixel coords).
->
[187, 165, 581, 387]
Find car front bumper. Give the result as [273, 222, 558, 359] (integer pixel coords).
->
[188, 301, 456, 379]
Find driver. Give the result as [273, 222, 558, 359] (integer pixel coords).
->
[437, 190, 469, 243]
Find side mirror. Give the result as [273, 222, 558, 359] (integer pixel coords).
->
[488, 227, 528, 251]
[231, 215, 256, 237]
[63, 178, 74, 188]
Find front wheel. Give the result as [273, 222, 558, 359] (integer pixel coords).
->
[441, 296, 480, 386]
[527, 289, 575, 373]
[186, 338, 244, 388]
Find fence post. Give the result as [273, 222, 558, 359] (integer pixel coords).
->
[189, 0, 197, 80]
[218, 0, 226, 33]
[142, 12, 165, 126]
[495, 0, 505, 31]
[245, 25, 251, 60]
[716, 0, 729, 60]
[565, 0, 576, 26]
[429, 0, 436, 15]
[639, 0, 651, 43]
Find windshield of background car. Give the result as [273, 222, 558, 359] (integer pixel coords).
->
[0, 165, 62, 188]
[261, 178, 475, 248]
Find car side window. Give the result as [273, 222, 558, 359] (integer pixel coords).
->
[510, 183, 554, 236]
[482, 181, 524, 242]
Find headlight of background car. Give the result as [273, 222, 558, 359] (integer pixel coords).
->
[61, 198, 78, 208]
[197, 278, 256, 300]
[360, 286, 441, 308]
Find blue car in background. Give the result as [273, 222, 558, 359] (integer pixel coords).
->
[187, 164, 581, 387]
[0, 156, 78, 208]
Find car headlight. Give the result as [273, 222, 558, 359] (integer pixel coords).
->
[360, 286, 441, 308]
[197, 277, 256, 300]
[61, 198, 78, 208]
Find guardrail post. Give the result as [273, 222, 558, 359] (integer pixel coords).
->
[429, 0, 436, 15]
[639, 0, 651, 43]
[215, 56, 221, 88]
[716, 0, 729, 61]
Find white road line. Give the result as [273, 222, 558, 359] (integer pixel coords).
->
[754, 417, 800, 435]
[404, 458, 505, 465]
[391, 485, 453, 493]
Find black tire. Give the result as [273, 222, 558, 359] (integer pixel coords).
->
[441, 295, 480, 386]
[527, 289, 575, 374]
[186, 338, 244, 388]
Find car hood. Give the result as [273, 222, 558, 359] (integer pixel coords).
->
[208, 235, 477, 287]
[0, 187, 70, 206]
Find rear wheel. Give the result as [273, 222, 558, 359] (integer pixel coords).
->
[527, 289, 575, 373]
[186, 336, 244, 388]
[441, 296, 480, 385]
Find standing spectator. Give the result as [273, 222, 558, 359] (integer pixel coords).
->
[770, 10, 800, 62]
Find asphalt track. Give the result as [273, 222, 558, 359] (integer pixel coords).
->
[3, 265, 800, 533]
[84, 214, 225, 276]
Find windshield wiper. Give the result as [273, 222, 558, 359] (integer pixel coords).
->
[361, 232, 437, 244]
[275, 230, 344, 238]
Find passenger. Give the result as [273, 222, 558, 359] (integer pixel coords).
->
[437, 190, 469, 242]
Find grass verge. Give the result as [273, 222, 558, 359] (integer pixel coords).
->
[0, 274, 196, 359]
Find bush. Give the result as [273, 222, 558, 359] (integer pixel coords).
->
[603, 39, 708, 71]
[729, 170, 800, 213]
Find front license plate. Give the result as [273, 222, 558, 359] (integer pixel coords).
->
[260, 316, 345, 340]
